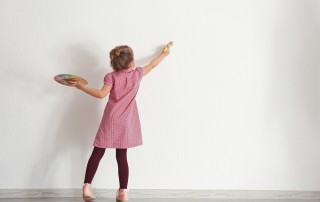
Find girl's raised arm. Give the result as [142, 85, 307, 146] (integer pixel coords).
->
[142, 44, 171, 76]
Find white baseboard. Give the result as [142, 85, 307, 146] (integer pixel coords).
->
[0, 189, 320, 199]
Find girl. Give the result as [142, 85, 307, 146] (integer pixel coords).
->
[70, 43, 171, 202]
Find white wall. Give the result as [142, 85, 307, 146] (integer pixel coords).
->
[0, 0, 319, 190]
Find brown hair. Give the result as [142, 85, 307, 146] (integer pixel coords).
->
[109, 45, 134, 71]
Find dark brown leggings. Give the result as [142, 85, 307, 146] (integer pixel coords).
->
[84, 147, 129, 189]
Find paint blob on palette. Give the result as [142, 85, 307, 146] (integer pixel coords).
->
[54, 74, 88, 87]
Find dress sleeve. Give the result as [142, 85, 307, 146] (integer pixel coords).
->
[104, 73, 113, 86]
[136, 67, 143, 82]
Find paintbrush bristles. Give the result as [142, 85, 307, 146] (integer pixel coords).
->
[163, 41, 173, 53]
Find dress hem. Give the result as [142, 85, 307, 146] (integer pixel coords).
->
[93, 142, 143, 149]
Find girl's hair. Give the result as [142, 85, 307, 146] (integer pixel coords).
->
[109, 45, 134, 71]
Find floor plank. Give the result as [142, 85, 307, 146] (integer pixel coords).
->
[0, 198, 320, 202]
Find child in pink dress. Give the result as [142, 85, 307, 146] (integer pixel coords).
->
[71, 43, 171, 202]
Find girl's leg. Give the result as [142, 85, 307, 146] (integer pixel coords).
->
[116, 148, 129, 189]
[84, 146, 106, 184]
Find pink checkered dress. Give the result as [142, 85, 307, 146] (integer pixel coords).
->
[93, 66, 143, 148]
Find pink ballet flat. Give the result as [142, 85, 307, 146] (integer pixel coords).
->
[82, 183, 96, 202]
[116, 188, 129, 202]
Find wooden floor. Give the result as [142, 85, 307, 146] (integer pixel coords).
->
[0, 198, 320, 202]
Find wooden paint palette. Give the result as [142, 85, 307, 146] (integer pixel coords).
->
[54, 74, 88, 87]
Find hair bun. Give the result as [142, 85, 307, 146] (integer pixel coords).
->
[113, 48, 121, 57]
